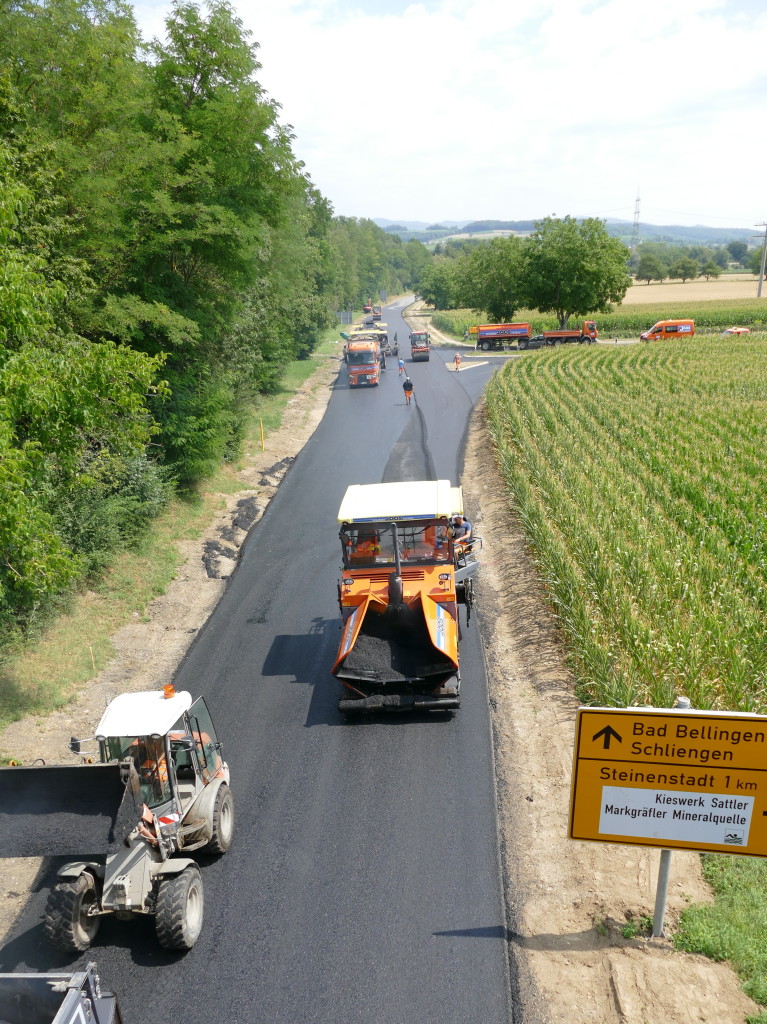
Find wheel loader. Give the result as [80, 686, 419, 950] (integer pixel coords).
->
[0, 686, 234, 952]
[332, 480, 480, 713]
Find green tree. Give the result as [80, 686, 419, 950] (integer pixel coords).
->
[727, 241, 749, 265]
[418, 258, 458, 310]
[635, 253, 666, 285]
[713, 248, 730, 270]
[456, 236, 523, 322]
[749, 246, 765, 277]
[668, 257, 700, 283]
[0, 100, 167, 621]
[700, 260, 721, 281]
[519, 217, 630, 327]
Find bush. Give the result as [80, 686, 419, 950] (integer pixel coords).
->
[53, 456, 173, 575]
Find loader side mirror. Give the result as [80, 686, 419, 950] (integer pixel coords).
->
[69, 736, 82, 754]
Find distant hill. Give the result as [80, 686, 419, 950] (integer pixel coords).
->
[604, 219, 753, 246]
[375, 219, 468, 230]
[374, 217, 754, 247]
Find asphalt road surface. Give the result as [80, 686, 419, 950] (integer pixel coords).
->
[1, 299, 518, 1024]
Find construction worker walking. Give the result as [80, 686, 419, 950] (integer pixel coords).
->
[402, 376, 414, 406]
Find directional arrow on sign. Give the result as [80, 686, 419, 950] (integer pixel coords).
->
[593, 725, 623, 749]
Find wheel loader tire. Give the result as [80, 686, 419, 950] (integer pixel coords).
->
[203, 783, 235, 855]
[44, 872, 101, 952]
[155, 865, 204, 950]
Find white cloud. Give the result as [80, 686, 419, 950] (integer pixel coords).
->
[131, 0, 767, 228]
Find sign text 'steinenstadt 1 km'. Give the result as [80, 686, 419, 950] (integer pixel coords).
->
[570, 707, 767, 856]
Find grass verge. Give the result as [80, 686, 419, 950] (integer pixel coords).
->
[0, 328, 343, 733]
[675, 855, 767, 1017]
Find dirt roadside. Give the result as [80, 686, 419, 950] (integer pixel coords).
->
[0, 329, 758, 1022]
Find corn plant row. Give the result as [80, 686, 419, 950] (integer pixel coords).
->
[485, 339, 767, 712]
[505, 359, 763, 708]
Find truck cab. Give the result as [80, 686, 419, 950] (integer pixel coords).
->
[346, 340, 381, 386]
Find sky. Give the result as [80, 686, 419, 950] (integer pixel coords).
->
[131, 0, 767, 231]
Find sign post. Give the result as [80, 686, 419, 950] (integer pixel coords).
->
[570, 705, 767, 930]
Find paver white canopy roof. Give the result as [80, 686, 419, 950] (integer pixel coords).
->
[95, 689, 193, 738]
[337, 480, 463, 523]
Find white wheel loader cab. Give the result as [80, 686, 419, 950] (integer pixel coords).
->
[95, 688, 229, 814]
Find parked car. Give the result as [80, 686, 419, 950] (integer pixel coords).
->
[721, 326, 750, 336]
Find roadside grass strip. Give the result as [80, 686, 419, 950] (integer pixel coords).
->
[675, 854, 767, 1016]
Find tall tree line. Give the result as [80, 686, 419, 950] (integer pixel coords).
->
[0, 0, 429, 638]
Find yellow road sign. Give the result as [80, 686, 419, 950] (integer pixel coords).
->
[570, 707, 767, 855]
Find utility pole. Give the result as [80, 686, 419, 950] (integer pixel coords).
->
[630, 189, 641, 250]
[756, 222, 767, 298]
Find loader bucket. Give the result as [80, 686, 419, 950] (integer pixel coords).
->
[0, 763, 141, 858]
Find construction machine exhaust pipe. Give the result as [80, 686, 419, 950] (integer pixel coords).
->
[386, 522, 404, 612]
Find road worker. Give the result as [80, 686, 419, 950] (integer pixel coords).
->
[354, 532, 381, 560]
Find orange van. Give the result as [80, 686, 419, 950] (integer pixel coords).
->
[640, 319, 695, 342]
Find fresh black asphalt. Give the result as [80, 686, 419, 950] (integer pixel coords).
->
[0, 299, 518, 1024]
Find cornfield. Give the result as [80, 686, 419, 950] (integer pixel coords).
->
[485, 336, 767, 711]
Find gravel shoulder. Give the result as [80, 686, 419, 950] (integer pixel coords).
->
[0, 325, 758, 1022]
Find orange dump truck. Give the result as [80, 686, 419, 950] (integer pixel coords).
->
[332, 480, 480, 713]
[346, 339, 381, 387]
[534, 320, 598, 345]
